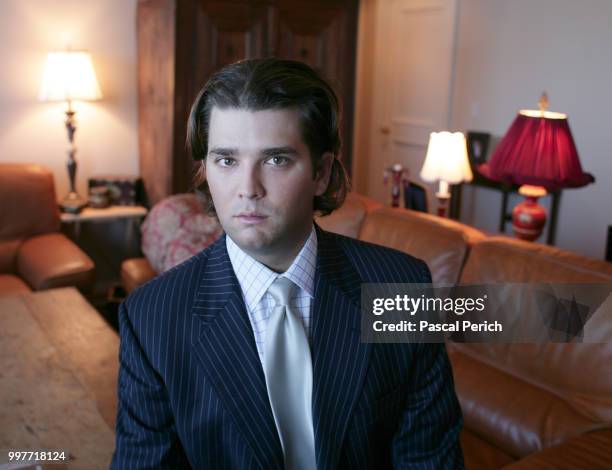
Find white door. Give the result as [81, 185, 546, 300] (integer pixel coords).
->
[363, 0, 458, 207]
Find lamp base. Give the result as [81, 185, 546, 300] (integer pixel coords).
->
[436, 194, 451, 218]
[434, 180, 452, 218]
[512, 185, 547, 241]
[60, 191, 88, 214]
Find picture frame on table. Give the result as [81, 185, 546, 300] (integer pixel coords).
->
[466, 131, 491, 167]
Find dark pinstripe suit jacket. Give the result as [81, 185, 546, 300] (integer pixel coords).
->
[111, 225, 464, 469]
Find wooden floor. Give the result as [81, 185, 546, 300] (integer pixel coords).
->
[0, 288, 119, 469]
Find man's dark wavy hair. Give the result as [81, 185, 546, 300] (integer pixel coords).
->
[187, 58, 349, 216]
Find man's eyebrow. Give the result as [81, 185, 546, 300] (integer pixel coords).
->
[261, 146, 299, 157]
[208, 147, 236, 156]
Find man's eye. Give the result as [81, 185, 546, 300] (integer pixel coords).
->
[266, 156, 289, 166]
[217, 157, 235, 167]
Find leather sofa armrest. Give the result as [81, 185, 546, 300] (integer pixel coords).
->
[502, 429, 612, 469]
[17, 233, 95, 290]
[121, 257, 157, 294]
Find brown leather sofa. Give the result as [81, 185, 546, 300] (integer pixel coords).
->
[0, 164, 95, 296]
[121, 192, 612, 469]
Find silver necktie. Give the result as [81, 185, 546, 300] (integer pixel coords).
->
[263, 277, 316, 470]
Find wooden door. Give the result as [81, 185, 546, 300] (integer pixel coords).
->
[274, 0, 359, 169]
[172, 0, 270, 201]
[365, 0, 457, 206]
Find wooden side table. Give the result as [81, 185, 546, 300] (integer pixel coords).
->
[61, 205, 148, 298]
[60, 205, 148, 247]
[450, 173, 562, 245]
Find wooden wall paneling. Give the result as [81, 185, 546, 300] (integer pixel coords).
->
[339, 0, 358, 178]
[172, 0, 210, 199]
[138, 0, 358, 204]
[201, 1, 269, 66]
[137, 0, 176, 206]
[275, 0, 358, 175]
[172, 0, 269, 195]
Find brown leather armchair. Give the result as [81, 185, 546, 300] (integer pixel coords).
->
[0, 164, 95, 296]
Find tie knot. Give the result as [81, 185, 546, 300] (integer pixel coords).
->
[268, 277, 295, 306]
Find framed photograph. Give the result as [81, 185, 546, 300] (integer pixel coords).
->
[466, 131, 491, 167]
[403, 180, 428, 213]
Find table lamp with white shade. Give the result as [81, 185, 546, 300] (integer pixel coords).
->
[420, 131, 473, 217]
[39, 50, 103, 213]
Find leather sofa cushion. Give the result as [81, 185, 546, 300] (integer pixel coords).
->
[358, 207, 484, 284]
[454, 237, 612, 452]
[0, 274, 31, 296]
[0, 239, 21, 273]
[501, 429, 612, 469]
[448, 345, 609, 458]
[460, 236, 612, 284]
[453, 340, 612, 457]
[121, 257, 157, 294]
[316, 192, 382, 239]
[0, 164, 60, 240]
[460, 428, 515, 470]
[17, 233, 95, 290]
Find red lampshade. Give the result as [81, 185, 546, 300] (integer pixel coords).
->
[478, 109, 594, 190]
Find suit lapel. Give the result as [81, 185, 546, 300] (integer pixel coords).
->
[190, 235, 284, 470]
[312, 226, 371, 470]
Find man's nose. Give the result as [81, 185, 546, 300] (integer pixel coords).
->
[238, 165, 264, 199]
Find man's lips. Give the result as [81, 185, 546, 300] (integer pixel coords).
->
[234, 212, 268, 224]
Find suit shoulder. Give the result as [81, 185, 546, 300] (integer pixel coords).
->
[125, 241, 215, 310]
[328, 231, 431, 283]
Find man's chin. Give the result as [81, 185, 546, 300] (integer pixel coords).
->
[228, 229, 275, 254]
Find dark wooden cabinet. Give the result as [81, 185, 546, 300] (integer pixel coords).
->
[138, 0, 358, 205]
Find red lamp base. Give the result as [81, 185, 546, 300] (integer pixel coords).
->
[436, 197, 450, 217]
[512, 185, 547, 241]
[436, 186, 451, 218]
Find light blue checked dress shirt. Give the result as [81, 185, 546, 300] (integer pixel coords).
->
[226, 225, 317, 366]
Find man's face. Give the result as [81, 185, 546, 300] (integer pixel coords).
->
[205, 107, 332, 266]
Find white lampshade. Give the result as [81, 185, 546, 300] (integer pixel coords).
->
[39, 51, 102, 102]
[420, 131, 473, 184]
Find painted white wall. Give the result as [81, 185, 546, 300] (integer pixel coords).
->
[451, 0, 612, 259]
[0, 0, 139, 200]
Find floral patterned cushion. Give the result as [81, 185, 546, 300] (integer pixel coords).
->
[141, 193, 223, 273]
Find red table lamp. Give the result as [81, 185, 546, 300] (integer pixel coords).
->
[478, 93, 594, 241]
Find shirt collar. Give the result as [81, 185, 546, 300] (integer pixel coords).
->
[226, 225, 317, 311]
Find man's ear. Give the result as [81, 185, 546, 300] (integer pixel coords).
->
[314, 152, 335, 196]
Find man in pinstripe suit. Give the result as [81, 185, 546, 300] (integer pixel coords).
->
[111, 59, 464, 469]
